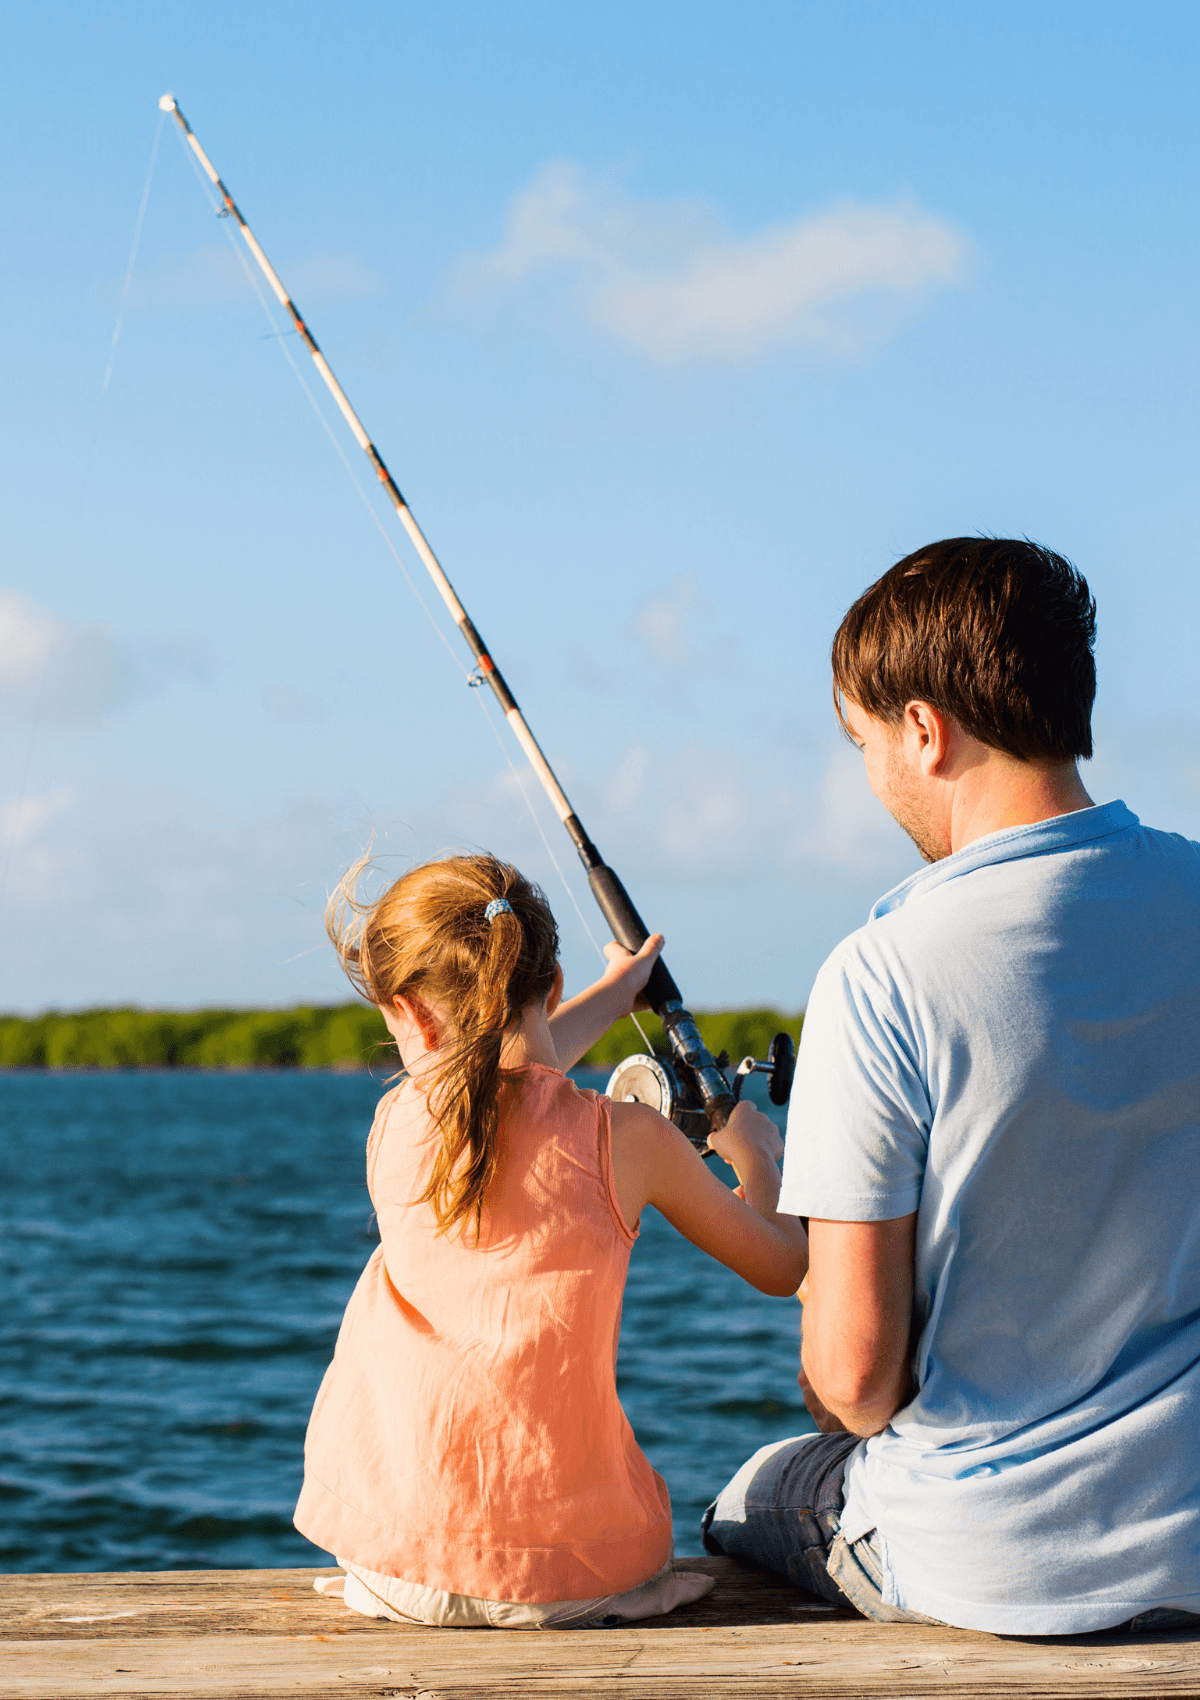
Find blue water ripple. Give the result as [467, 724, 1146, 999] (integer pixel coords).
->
[0, 1068, 811, 1571]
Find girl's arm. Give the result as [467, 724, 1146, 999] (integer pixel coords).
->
[547, 935, 665, 1071]
[609, 1098, 808, 1296]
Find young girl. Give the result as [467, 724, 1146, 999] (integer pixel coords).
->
[295, 853, 808, 1629]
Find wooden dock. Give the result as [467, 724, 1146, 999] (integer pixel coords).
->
[4, 1559, 1200, 1697]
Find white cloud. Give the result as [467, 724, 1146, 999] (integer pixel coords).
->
[455, 162, 972, 366]
[0, 787, 353, 1009]
[0, 749, 915, 1013]
[604, 739, 915, 884]
[7, 717, 1197, 1015]
[798, 746, 916, 873]
[460, 735, 915, 887]
[632, 596, 687, 666]
[0, 593, 140, 727]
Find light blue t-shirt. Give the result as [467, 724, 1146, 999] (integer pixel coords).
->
[779, 801, 1200, 1633]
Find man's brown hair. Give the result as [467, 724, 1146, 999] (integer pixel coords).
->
[831, 537, 1097, 761]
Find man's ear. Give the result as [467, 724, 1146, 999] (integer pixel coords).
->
[901, 700, 951, 775]
[545, 963, 565, 1019]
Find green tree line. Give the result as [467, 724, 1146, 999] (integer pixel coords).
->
[578, 1008, 804, 1069]
[0, 1005, 391, 1070]
[0, 1004, 802, 1072]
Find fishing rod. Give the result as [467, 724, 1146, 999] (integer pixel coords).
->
[158, 94, 794, 1145]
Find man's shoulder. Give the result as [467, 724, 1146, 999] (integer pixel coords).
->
[865, 808, 1200, 936]
[811, 810, 1200, 1021]
[1134, 821, 1200, 868]
[817, 880, 955, 983]
[806, 918, 919, 1040]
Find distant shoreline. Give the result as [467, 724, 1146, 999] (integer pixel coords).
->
[0, 1005, 802, 1072]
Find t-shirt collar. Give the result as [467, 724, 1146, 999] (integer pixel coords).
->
[870, 800, 1139, 920]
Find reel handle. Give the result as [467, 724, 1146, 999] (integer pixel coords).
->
[731, 1032, 797, 1108]
[767, 1031, 796, 1106]
[586, 864, 682, 1013]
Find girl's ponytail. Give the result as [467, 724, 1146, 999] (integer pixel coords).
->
[326, 853, 560, 1235]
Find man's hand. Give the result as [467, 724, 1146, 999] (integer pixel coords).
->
[798, 1360, 850, 1434]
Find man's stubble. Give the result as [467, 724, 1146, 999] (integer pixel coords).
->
[883, 735, 945, 865]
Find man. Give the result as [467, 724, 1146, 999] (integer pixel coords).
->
[703, 537, 1200, 1633]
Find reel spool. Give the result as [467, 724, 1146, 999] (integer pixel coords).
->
[605, 1053, 709, 1149]
[606, 1030, 796, 1155]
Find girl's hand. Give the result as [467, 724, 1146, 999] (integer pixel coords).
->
[597, 934, 664, 1017]
[705, 1100, 785, 1221]
[545, 934, 664, 1070]
[706, 1100, 784, 1171]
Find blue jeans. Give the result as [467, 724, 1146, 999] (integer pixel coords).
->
[701, 1433, 939, 1624]
[703, 1432, 1200, 1632]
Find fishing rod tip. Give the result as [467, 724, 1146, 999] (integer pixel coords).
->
[158, 93, 177, 112]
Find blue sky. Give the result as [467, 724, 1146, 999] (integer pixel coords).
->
[2, 1, 1198, 1013]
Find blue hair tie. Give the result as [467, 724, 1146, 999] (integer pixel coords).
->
[484, 897, 513, 923]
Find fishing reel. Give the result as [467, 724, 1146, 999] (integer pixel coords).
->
[584, 860, 796, 1155]
[606, 1030, 796, 1155]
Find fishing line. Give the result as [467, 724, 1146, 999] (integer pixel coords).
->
[174, 100, 654, 1055]
[0, 112, 165, 921]
[102, 109, 166, 396]
[172, 122, 474, 687]
[472, 684, 608, 958]
[163, 97, 733, 1128]
[172, 111, 626, 981]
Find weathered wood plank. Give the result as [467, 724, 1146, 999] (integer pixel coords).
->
[0, 1562, 842, 1640]
[7, 1625, 1200, 1699]
[3, 1564, 1199, 1700]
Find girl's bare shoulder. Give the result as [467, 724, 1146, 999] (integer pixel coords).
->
[608, 1096, 672, 1137]
[608, 1097, 688, 1171]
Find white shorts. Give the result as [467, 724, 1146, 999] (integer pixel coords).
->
[314, 1553, 714, 1630]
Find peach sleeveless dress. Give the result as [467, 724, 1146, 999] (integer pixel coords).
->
[294, 1065, 676, 1607]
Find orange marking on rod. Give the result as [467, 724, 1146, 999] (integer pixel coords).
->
[480, 655, 496, 673]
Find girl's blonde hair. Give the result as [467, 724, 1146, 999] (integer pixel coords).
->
[327, 852, 560, 1234]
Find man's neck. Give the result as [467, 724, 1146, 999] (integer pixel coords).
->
[948, 756, 1094, 855]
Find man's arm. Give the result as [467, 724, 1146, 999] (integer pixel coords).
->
[799, 1214, 917, 1437]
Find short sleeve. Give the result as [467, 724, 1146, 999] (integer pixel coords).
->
[779, 938, 931, 1221]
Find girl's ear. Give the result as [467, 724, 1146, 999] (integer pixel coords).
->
[393, 993, 444, 1051]
[545, 963, 565, 1019]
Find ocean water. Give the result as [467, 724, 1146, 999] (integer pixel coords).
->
[0, 1068, 812, 1574]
